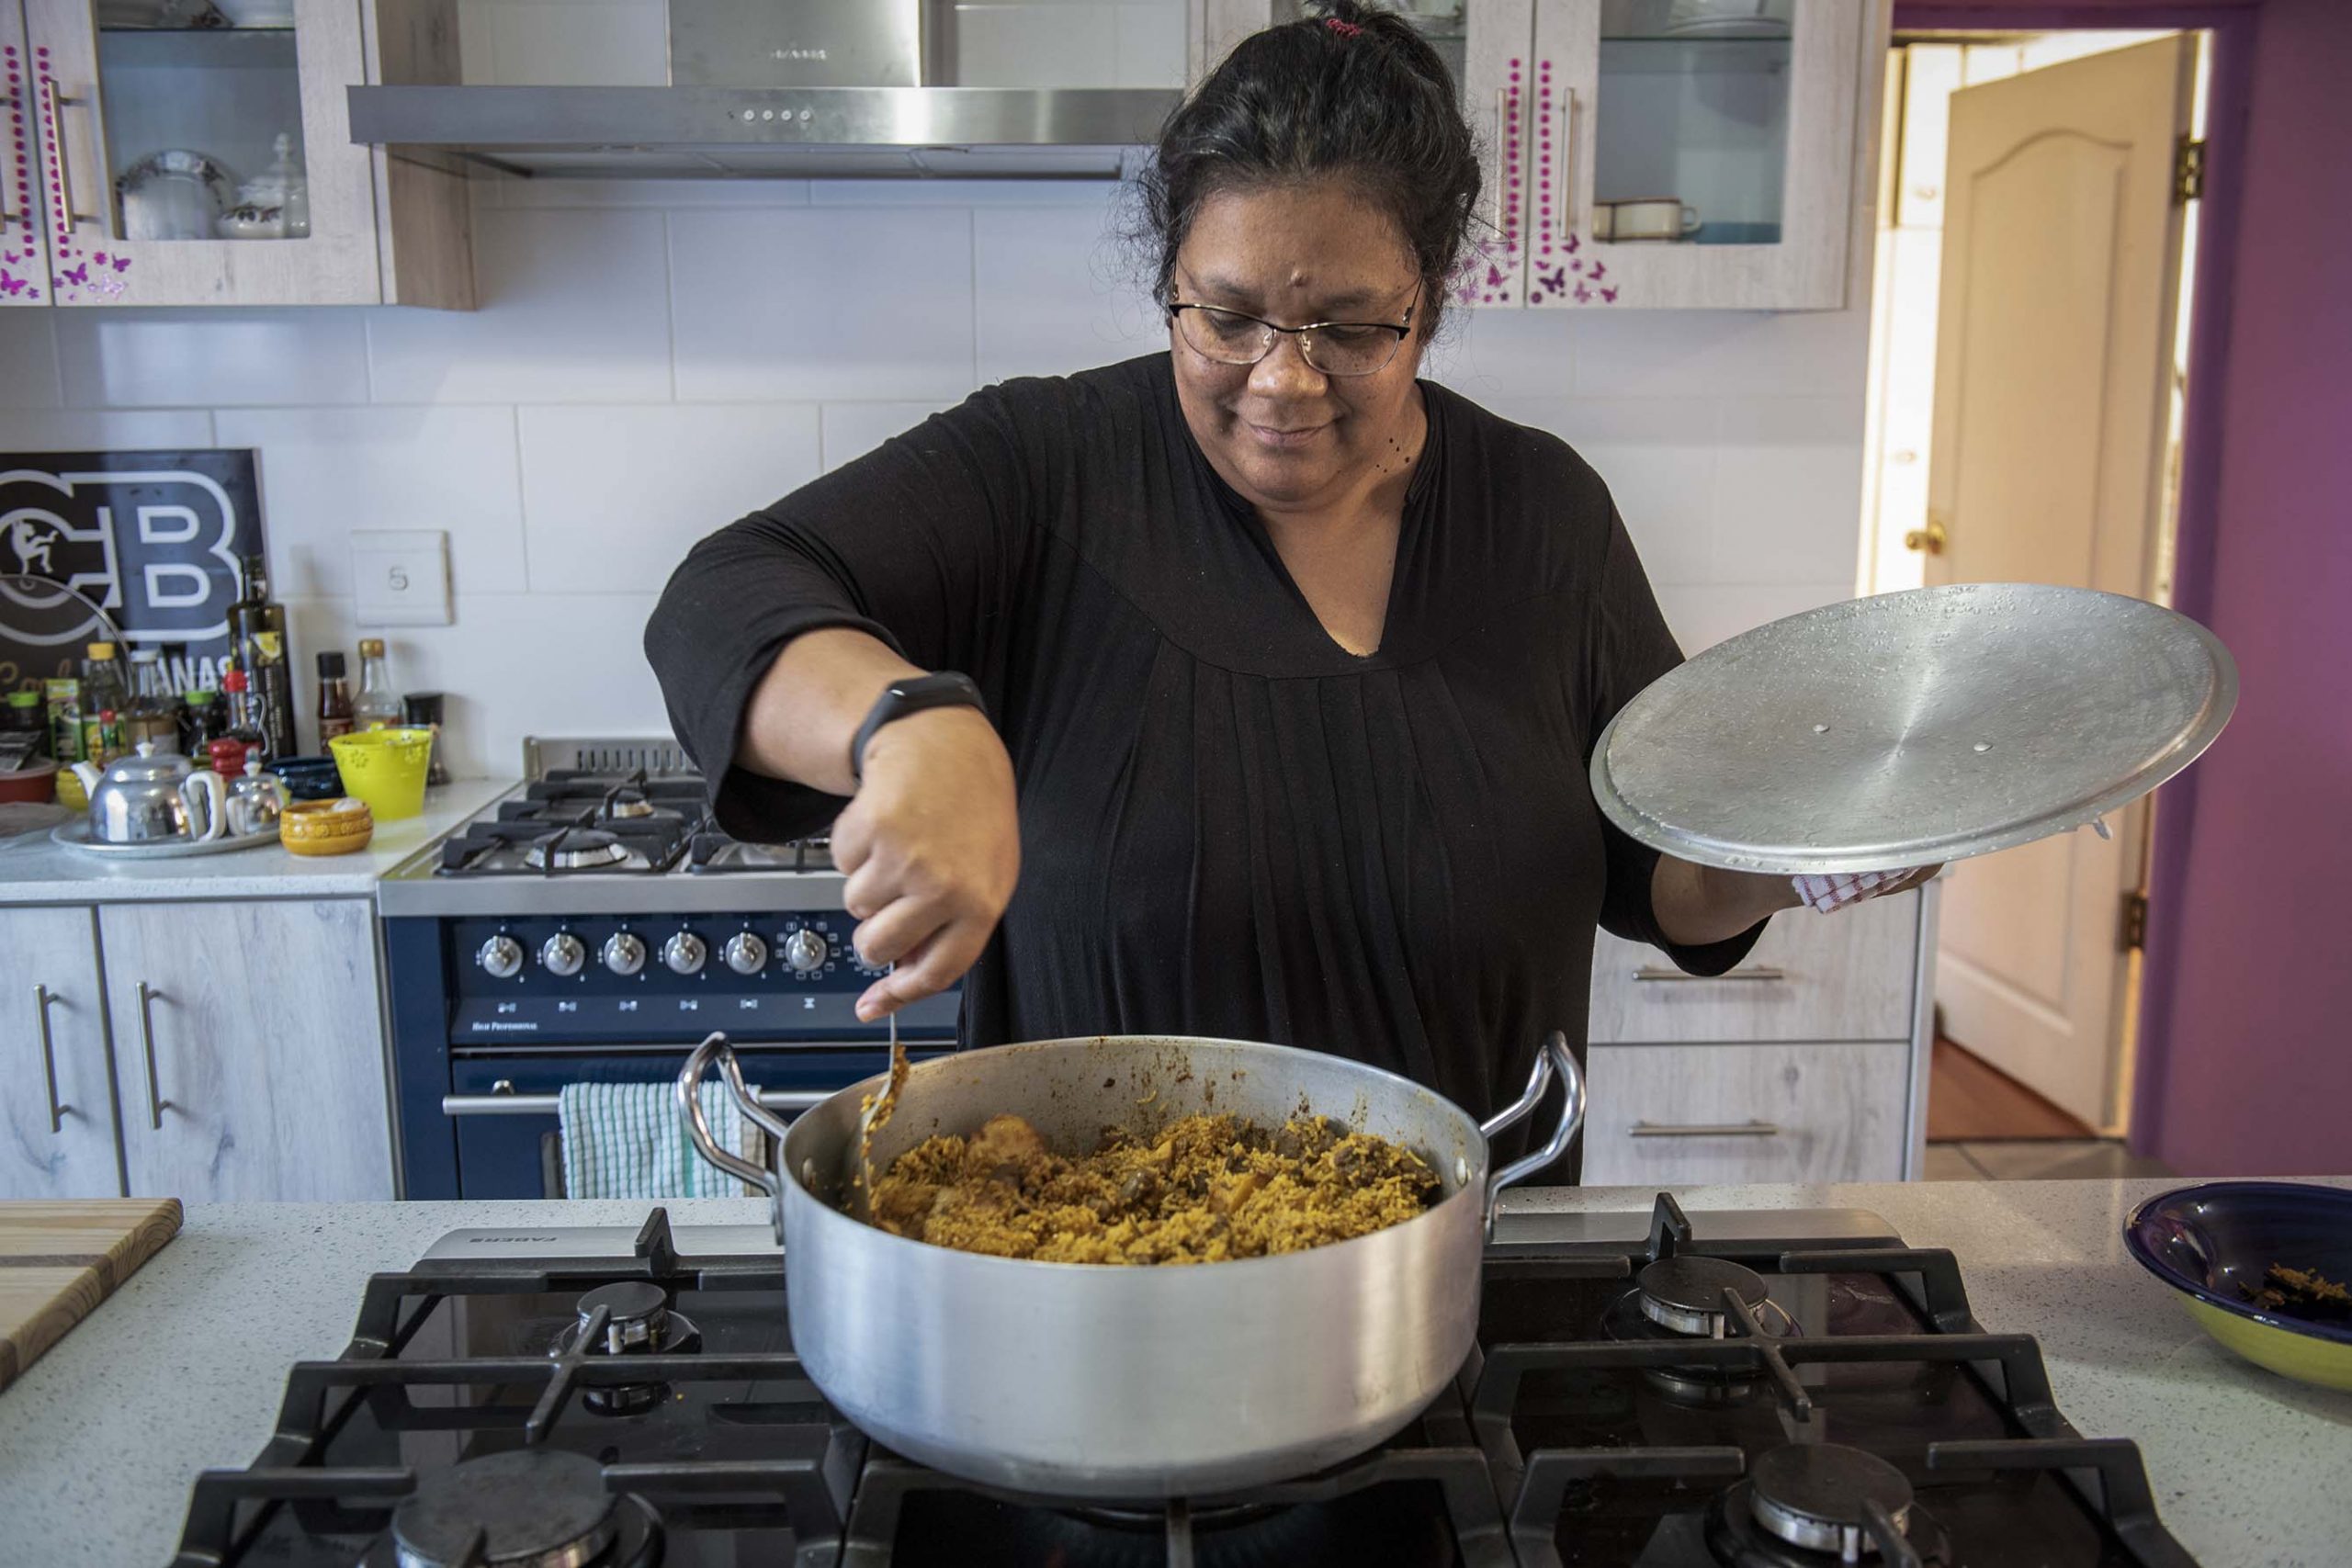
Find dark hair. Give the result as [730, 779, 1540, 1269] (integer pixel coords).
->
[1136, 1, 1481, 334]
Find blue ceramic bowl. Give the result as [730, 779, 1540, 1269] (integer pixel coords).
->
[2123, 1181, 2352, 1390]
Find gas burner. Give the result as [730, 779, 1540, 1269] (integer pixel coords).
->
[556, 1280, 701, 1358]
[1638, 1255, 1770, 1337]
[392, 1448, 639, 1568]
[1705, 1444, 1942, 1566]
[554, 1280, 702, 1417]
[526, 829, 629, 871]
[602, 787, 655, 820]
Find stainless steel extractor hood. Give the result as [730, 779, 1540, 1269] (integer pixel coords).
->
[347, 0, 1182, 180]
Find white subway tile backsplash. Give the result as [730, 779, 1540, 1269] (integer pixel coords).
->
[1570, 309, 1870, 401]
[2, 408, 212, 449]
[1710, 397, 1866, 587]
[368, 208, 673, 405]
[477, 178, 813, 211]
[808, 180, 1118, 208]
[213, 406, 526, 599]
[517, 403, 820, 593]
[974, 202, 1156, 382]
[1422, 309, 1577, 401]
[1653, 581, 1854, 655]
[0, 310, 63, 408]
[821, 401, 957, 471]
[671, 208, 977, 401]
[55, 310, 372, 408]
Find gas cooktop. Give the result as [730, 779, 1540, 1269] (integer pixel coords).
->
[168, 1196, 2199, 1567]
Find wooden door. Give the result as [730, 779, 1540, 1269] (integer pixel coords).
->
[0, 906, 123, 1199]
[2, 0, 55, 303]
[101, 897, 394, 1200]
[25, 0, 383, 306]
[1922, 37, 2194, 1129]
[1530, 0, 1871, 310]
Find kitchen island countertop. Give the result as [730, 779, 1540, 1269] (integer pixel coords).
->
[0, 1179, 2344, 1567]
[0, 776, 516, 902]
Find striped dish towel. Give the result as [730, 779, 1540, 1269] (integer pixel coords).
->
[1791, 869, 1926, 914]
[559, 1081, 766, 1200]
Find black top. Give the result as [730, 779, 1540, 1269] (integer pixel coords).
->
[645, 353, 1760, 1158]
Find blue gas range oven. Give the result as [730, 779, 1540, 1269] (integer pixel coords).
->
[376, 740, 959, 1199]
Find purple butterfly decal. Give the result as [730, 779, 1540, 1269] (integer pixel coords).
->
[59, 262, 86, 285]
[0, 269, 25, 296]
[1589, 261, 1606, 281]
[1565, 233, 1581, 254]
[1455, 283, 1478, 305]
[1486, 264, 1505, 288]
[1569, 259, 1583, 275]
[1537, 266, 1566, 293]
[108, 254, 129, 272]
[2, 251, 16, 264]
[1573, 282, 1592, 303]
[1600, 287, 1619, 303]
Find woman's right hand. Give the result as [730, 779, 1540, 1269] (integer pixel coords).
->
[831, 705, 1022, 1020]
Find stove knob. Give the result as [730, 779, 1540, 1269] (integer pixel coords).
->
[662, 931, 707, 976]
[602, 931, 646, 976]
[783, 927, 828, 975]
[540, 932, 585, 977]
[477, 935, 524, 979]
[724, 931, 768, 976]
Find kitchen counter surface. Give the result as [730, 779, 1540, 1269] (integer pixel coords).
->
[1, 1179, 2344, 1566]
[0, 777, 514, 902]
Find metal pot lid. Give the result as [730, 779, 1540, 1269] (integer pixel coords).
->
[1589, 583, 2237, 875]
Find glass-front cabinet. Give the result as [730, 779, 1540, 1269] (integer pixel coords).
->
[5, 0, 469, 308]
[1192, 0, 1875, 310]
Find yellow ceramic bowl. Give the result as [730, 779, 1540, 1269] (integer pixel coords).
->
[281, 798, 375, 856]
[328, 728, 433, 820]
[2126, 1181, 2352, 1391]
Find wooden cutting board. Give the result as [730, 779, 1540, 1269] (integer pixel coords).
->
[0, 1199, 182, 1393]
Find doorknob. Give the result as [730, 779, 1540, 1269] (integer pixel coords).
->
[1904, 517, 1948, 555]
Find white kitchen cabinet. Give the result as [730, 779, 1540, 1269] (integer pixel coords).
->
[1190, 2, 1879, 310]
[1586, 886, 1937, 1182]
[1581, 1041, 1909, 1183]
[0, 905, 123, 1198]
[16, 0, 469, 307]
[1, 0, 55, 304]
[99, 897, 395, 1200]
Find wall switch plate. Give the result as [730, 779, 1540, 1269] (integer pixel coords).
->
[351, 529, 453, 626]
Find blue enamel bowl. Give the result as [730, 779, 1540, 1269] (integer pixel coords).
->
[2123, 1181, 2352, 1390]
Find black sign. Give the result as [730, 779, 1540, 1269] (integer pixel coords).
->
[0, 449, 263, 694]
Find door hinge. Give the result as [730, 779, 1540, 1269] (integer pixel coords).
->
[2120, 891, 2151, 953]
[2174, 137, 2206, 204]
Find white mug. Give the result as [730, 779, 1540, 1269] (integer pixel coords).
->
[1595, 198, 1703, 243]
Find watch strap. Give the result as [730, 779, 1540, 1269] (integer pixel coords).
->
[850, 671, 986, 784]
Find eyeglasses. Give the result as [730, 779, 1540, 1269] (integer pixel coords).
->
[1167, 289, 1419, 378]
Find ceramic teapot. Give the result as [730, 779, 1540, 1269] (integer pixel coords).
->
[69, 742, 229, 845]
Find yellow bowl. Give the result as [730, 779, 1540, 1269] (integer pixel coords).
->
[328, 728, 433, 820]
[2180, 1296, 2352, 1391]
[281, 798, 375, 855]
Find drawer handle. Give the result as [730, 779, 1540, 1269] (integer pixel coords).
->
[443, 1089, 831, 1117]
[1629, 1120, 1783, 1139]
[1632, 965, 1788, 984]
[136, 981, 170, 1129]
[35, 984, 69, 1134]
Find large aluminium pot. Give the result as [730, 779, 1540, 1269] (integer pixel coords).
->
[676, 1029, 1584, 1499]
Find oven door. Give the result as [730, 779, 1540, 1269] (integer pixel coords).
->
[446, 1043, 949, 1198]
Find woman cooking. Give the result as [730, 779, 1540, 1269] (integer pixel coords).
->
[646, 2, 1921, 1173]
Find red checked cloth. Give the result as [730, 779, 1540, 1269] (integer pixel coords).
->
[1792, 869, 1925, 914]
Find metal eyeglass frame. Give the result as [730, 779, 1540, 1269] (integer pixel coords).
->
[1165, 286, 1419, 378]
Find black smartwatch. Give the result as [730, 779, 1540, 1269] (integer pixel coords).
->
[850, 671, 987, 784]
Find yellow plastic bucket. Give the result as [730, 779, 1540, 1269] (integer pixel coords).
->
[329, 728, 434, 820]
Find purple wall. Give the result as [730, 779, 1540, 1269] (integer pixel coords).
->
[2130, 0, 2352, 1174]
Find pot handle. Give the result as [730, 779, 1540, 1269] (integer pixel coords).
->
[676, 1032, 789, 1196]
[1477, 1031, 1586, 1237]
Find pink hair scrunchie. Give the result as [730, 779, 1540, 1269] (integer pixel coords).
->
[1325, 18, 1364, 38]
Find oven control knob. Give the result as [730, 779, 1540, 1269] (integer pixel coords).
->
[602, 932, 646, 976]
[477, 935, 524, 979]
[724, 931, 768, 976]
[783, 927, 828, 975]
[540, 932, 585, 977]
[662, 932, 707, 976]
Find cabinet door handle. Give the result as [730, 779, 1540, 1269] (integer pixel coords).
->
[136, 981, 169, 1129]
[1557, 86, 1577, 243]
[1630, 1120, 1783, 1139]
[40, 76, 85, 234]
[1632, 965, 1789, 984]
[35, 984, 69, 1134]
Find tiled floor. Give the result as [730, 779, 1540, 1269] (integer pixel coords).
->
[1923, 1140, 2177, 1181]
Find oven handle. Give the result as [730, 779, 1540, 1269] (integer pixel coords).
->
[444, 1088, 832, 1117]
